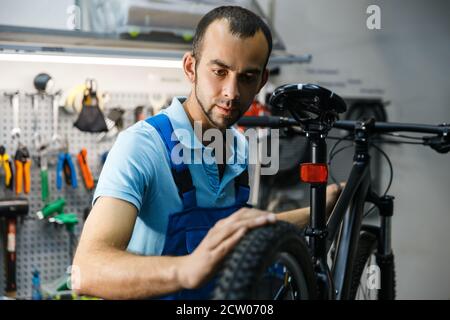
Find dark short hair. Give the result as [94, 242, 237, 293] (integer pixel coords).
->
[192, 6, 273, 69]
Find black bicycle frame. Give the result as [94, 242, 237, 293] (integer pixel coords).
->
[237, 115, 448, 300]
[306, 120, 386, 300]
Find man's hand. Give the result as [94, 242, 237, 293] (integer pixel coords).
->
[176, 183, 345, 290]
[177, 207, 276, 290]
[326, 182, 345, 218]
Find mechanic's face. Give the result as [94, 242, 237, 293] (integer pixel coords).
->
[183, 19, 269, 130]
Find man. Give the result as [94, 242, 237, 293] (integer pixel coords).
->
[73, 6, 341, 299]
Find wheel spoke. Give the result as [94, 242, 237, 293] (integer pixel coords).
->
[274, 284, 287, 300]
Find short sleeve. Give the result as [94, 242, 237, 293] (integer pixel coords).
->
[93, 123, 161, 211]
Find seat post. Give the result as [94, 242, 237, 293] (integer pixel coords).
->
[306, 131, 328, 261]
[303, 129, 335, 299]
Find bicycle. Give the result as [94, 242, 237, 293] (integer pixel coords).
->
[212, 83, 450, 300]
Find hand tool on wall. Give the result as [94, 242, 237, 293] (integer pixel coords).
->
[0, 198, 29, 298]
[35, 195, 79, 273]
[49, 213, 78, 233]
[62, 81, 108, 115]
[29, 97, 50, 202]
[30, 74, 56, 202]
[96, 107, 125, 142]
[4, 91, 21, 144]
[14, 144, 31, 195]
[31, 268, 43, 300]
[56, 138, 77, 190]
[33, 197, 79, 298]
[4, 91, 32, 195]
[36, 197, 66, 220]
[27, 93, 43, 151]
[42, 211, 80, 299]
[49, 212, 79, 260]
[51, 90, 63, 145]
[38, 145, 50, 203]
[100, 151, 109, 165]
[74, 79, 108, 133]
[44, 90, 67, 196]
[0, 146, 14, 190]
[28, 93, 50, 201]
[77, 148, 94, 190]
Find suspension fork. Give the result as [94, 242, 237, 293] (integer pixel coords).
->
[365, 190, 394, 256]
[365, 190, 395, 299]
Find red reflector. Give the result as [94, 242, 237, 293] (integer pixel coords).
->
[300, 163, 328, 183]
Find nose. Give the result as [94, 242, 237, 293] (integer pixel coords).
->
[222, 75, 240, 102]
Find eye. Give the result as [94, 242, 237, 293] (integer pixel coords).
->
[213, 69, 227, 77]
[240, 73, 257, 83]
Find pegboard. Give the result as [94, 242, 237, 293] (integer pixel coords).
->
[0, 91, 167, 298]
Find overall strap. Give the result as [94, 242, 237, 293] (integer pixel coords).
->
[146, 114, 250, 207]
[234, 168, 250, 205]
[146, 114, 197, 209]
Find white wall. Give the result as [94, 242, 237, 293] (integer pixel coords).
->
[265, 0, 450, 299]
[0, 62, 188, 95]
[0, 0, 74, 30]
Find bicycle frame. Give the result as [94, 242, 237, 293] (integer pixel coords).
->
[305, 120, 393, 300]
[237, 113, 449, 300]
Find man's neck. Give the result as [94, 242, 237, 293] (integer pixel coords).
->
[182, 94, 232, 167]
[182, 94, 223, 142]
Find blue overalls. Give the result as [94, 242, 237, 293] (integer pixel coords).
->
[145, 114, 250, 300]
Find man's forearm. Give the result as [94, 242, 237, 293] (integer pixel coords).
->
[275, 183, 342, 228]
[276, 207, 310, 228]
[73, 245, 186, 300]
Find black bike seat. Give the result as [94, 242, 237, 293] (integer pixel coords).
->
[269, 84, 347, 123]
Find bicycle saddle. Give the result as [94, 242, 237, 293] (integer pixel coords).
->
[269, 83, 347, 130]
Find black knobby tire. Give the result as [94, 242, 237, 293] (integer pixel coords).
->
[349, 231, 396, 300]
[212, 221, 318, 300]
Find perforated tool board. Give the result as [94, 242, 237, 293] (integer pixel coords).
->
[0, 92, 158, 298]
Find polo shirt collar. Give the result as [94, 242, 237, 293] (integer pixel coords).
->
[162, 97, 247, 166]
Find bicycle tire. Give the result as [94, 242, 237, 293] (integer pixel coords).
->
[349, 231, 396, 300]
[212, 221, 318, 300]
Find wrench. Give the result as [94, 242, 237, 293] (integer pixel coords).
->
[4, 92, 21, 142]
[51, 90, 63, 144]
[25, 93, 43, 151]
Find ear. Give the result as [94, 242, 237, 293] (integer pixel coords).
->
[256, 68, 269, 94]
[182, 51, 196, 84]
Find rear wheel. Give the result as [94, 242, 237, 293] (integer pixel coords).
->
[212, 221, 318, 300]
[349, 231, 396, 300]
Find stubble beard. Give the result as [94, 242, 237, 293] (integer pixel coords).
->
[194, 79, 242, 130]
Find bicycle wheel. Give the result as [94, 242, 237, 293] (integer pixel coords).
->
[349, 231, 396, 300]
[212, 221, 318, 300]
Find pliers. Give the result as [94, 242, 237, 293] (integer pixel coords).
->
[77, 148, 94, 190]
[0, 145, 14, 190]
[56, 152, 78, 190]
[14, 145, 31, 194]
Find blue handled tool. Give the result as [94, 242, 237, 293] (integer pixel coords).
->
[56, 138, 77, 190]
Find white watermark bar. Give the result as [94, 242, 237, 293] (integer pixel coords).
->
[170, 122, 280, 176]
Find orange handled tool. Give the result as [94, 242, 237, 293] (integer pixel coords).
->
[77, 148, 94, 190]
[14, 145, 31, 194]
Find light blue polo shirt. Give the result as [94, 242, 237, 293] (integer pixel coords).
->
[93, 97, 248, 256]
